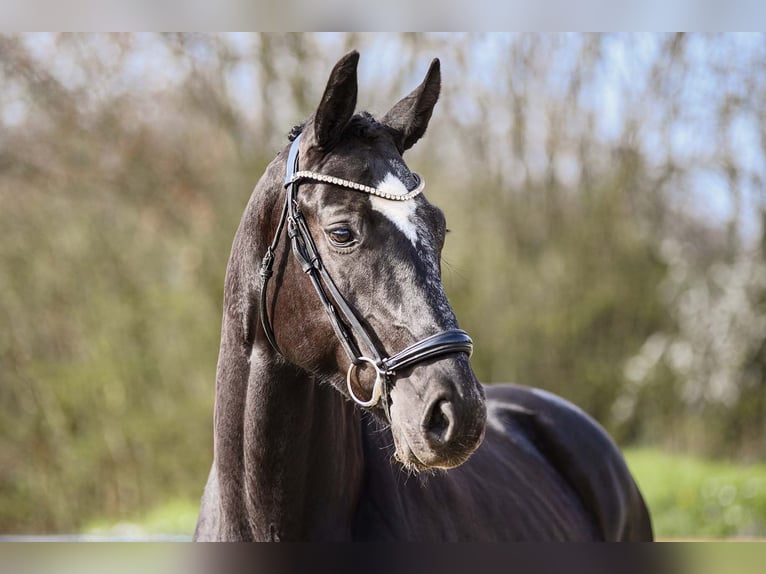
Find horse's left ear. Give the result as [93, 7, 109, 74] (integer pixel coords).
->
[307, 50, 359, 151]
[381, 58, 441, 153]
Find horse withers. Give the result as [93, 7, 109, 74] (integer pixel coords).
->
[193, 51, 653, 542]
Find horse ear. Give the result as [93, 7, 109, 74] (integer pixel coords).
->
[307, 50, 359, 151]
[381, 58, 441, 152]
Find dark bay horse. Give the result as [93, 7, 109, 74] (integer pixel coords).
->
[193, 51, 653, 541]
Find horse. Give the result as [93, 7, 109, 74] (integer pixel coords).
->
[193, 51, 653, 541]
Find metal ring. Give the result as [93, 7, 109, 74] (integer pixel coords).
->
[346, 357, 385, 407]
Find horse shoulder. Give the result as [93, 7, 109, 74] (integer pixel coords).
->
[485, 383, 653, 541]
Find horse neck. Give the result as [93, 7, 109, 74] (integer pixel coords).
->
[241, 354, 365, 541]
[213, 165, 364, 541]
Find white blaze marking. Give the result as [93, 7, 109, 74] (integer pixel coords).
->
[368, 172, 456, 328]
[369, 173, 419, 245]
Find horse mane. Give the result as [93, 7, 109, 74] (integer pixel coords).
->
[287, 123, 305, 142]
[288, 112, 387, 142]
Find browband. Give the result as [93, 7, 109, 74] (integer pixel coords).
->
[286, 171, 425, 201]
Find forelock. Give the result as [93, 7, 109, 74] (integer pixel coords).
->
[290, 112, 391, 143]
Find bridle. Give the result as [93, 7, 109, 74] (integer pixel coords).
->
[259, 133, 473, 422]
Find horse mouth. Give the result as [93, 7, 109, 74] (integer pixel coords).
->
[392, 426, 484, 472]
[393, 445, 431, 472]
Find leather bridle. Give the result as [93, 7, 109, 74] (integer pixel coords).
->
[259, 133, 473, 422]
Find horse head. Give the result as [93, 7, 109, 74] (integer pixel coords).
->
[258, 51, 486, 471]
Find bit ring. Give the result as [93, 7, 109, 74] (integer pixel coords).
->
[346, 357, 385, 407]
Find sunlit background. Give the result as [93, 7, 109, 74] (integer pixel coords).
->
[1, 33, 765, 539]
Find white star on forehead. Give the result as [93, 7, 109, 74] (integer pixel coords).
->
[370, 173, 420, 245]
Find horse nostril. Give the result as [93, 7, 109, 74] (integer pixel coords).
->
[424, 398, 456, 446]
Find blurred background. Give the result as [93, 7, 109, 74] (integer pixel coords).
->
[1, 33, 765, 539]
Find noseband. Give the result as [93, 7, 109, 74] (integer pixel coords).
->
[259, 133, 473, 422]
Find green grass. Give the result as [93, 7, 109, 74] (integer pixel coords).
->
[624, 448, 766, 539]
[86, 499, 199, 537]
[86, 449, 766, 539]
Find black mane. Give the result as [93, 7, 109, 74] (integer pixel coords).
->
[287, 123, 305, 142]
[288, 112, 385, 142]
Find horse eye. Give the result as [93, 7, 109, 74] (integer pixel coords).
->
[328, 228, 354, 246]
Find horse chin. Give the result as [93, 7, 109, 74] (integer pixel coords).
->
[387, 375, 487, 473]
[390, 422, 484, 473]
[395, 448, 473, 473]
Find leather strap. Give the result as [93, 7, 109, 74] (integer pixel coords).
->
[382, 329, 473, 373]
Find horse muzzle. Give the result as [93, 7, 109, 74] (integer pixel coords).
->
[389, 360, 486, 471]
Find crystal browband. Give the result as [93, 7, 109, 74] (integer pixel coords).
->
[286, 171, 425, 201]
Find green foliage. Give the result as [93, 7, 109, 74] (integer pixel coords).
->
[0, 34, 267, 531]
[625, 449, 766, 539]
[442, 172, 670, 430]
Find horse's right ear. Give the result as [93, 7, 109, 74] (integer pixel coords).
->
[381, 58, 441, 153]
[306, 51, 359, 151]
